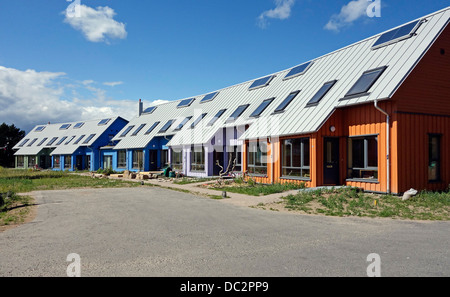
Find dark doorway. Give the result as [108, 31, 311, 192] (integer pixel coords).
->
[213, 149, 224, 176]
[76, 155, 83, 170]
[323, 137, 340, 185]
[149, 150, 158, 171]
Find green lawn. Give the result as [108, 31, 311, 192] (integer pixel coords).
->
[282, 187, 450, 220]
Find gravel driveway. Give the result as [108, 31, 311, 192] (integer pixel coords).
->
[0, 187, 448, 277]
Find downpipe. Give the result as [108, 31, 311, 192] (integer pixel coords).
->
[374, 100, 390, 194]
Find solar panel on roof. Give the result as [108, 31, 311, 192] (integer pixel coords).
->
[372, 20, 421, 49]
[250, 98, 274, 118]
[306, 80, 337, 107]
[284, 62, 313, 80]
[249, 75, 274, 90]
[177, 98, 195, 108]
[143, 106, 157, 114]
[200, 92, 219, 103]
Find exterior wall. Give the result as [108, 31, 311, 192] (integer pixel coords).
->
[391, 23, 450, 193]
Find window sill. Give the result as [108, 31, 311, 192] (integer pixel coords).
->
[339, 92, 371, 101]
[346, 178, 379, 184]
[248, 173, 268, 178]
[280, 176, 311, 181]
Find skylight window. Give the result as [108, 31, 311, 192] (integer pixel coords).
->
[249, 75, 275, 90]
[143, 106, 157, 114]
[273, 90, 301, 113]
[306, 80, 337, 107]
[35, 126, 46, 132]
[83, 134, 96, 144]
[56, 136, 68, 145]
[65, 136, 76, 145]
[344, 67, 387, 98]
[159, 119, 175, 133]
[19, 139, 29, 147]
[27, 138, 38, 147]
[120, 125, 135, 137]
[200, 92, 219, 103]
[37, 138, 48, 147]
[250, 98, 275, 118]
[145, 122, 160, 135]
[177, 98, 195, 108]
[226, 105, 250, 123]
[98, 119, 110, 126]
[372, 20, 421, 49]
[207, 109, 226, 126]
[174, 116, 192, 131]
[284, 62, 313, 80]
[191, 113, 207, 129]
[73, 135, 85, 145]
[74, 122, 85, 129]
[60, 124, 71, 130]
[131, 124, 146, 136]
[47, 137, 58, 146]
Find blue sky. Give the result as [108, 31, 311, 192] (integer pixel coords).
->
[0, 0, 448, 132]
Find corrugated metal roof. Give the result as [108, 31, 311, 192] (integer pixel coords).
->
[14, 117, 126, 156]
[164, 7, 450, 145]
[79, 7, 449, 150]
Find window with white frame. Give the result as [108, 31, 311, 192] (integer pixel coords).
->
[117, 150, 127, 168]
[282, 138, 310, 179]
[191, 145, 205, 172]
[171, 149, 183, 171]
[132, 150, 144, 170]
[347, 135, 378, 180]
[247, 140, 268, 175]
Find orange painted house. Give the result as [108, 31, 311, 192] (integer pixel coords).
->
[240, 8, 450, 195]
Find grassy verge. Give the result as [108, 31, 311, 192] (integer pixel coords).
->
[280, 187, 450, 220]
[172, 177, 217, 185]
[209, 180, 304, 196]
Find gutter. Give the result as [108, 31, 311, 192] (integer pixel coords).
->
[374, 100, 390, 194]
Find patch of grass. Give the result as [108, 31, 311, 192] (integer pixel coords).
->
[211, 182, 304, 196]
[173, 177, 217, 185]
[282, 187, 450, 220]
[0, 169, 140, 194]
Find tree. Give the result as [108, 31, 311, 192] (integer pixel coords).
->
[0, 123, 25, 168]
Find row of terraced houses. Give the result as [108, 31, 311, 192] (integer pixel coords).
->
[13, 8, 450, 195]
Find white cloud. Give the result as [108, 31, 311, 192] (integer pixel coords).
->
[325, 0, 371, 32]
[0, 66, 140, 132]
[103, 81, 123, 87]
[63, 4, 127, 43]
[258, 0, 296, 28]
